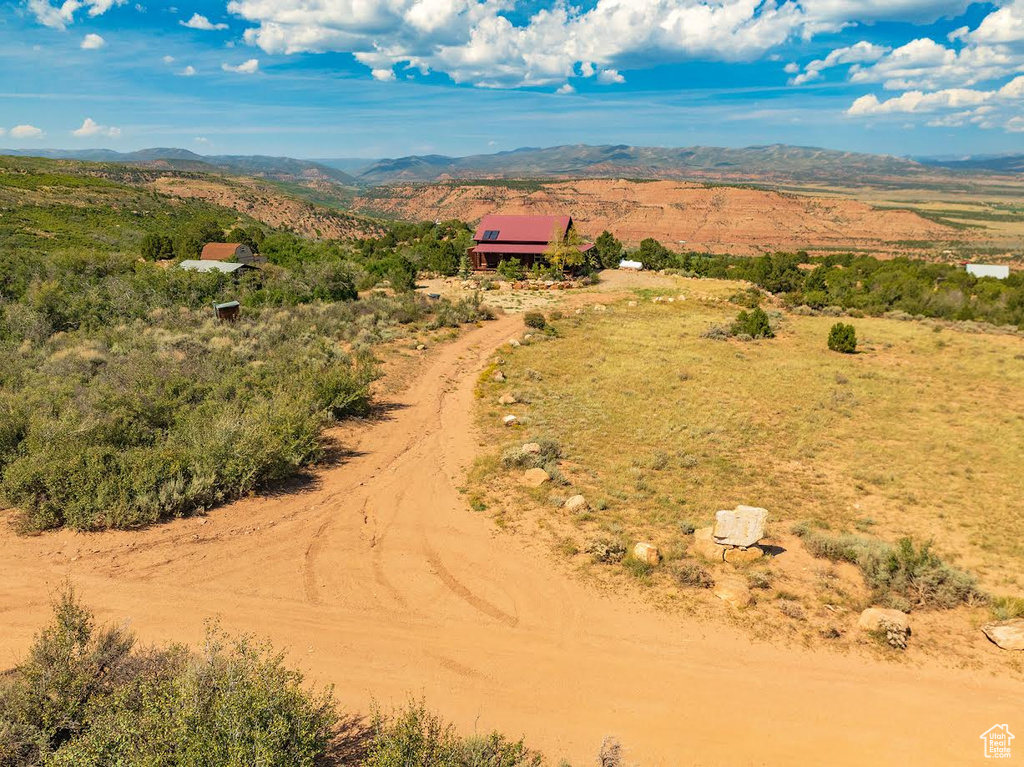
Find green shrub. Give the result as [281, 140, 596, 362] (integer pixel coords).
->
[827, 322, 858, 353]
[523, 312, 546, 330]
[0, 589, 336, 767]
[427, 294, 494, 329]
[496, 258, 525, 281]
[364, 700, 540, 767]
[675, 562, 714, 589]
[990, 595, 1024, 621]
[793, 526, 980, 610]
[500, 439, 561, 471]
[730, 308, 774, 339]
[586, 538, 626, 564]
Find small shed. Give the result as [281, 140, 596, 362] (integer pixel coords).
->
[201, 242, 261, 265]
[966, 264, 1011, 280]
[214, 301, 240, 321]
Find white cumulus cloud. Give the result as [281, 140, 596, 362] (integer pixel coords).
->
[81, 32, 106, 49]
[789, 40, 889, 85]
[597, 68, 625, 84]
[181, 12, 228, 30]
[28, 0, 126, 30]
[10, 125, 45, 139]
[72, 117, 121, 138]
[222, 58, 259, 74]
[178, 64, 197, 76]
[228, 0, 809, 89]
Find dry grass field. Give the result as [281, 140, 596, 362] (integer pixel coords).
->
[470, 276, 1024, 663]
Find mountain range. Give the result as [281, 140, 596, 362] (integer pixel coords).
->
[3, 144, 1021, 188]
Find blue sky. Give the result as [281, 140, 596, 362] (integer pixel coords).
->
[1, 0, 1022, 158]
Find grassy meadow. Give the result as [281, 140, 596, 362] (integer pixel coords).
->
[474, 280, 1024, 599]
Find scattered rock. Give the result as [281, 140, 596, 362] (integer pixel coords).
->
[713, 577, 751, 608]
[491, 370, 506, 383]
[416, 343, 426, 351]
[724, 545, 764, 564]
[521, 442, 542, 455]
[508, 339, 521, 348]
[857, 607, 910, 634]
[693, 526, 726, 562]
[982, 619, 1024, 650]
[498, 394, 518, 405]
[564, 495, 589, 513]
[502, 415, 519, 427]
[713, 506, 768, 548]
[632, 542, 661, 565]
[521, 468, 551, 488]
[592, 304, 607, 312]
[627, 300, 638, 307]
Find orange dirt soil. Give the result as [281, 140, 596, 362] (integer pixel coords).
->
[352, 179, 970, 257]
[149, 176, 384, 240]
[0, 300, 1019, 765]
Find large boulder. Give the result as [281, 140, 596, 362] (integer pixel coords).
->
[521, 468, 551, 488]
[982, 619, 1024, 651]
[713, 577, 751, 608]
[857, 607, 910, 634]
[713, 506, 768, 548]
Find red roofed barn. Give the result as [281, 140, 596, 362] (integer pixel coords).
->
[469, 214, 593, 271]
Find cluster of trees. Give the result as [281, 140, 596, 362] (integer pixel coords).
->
[0, 590, 541, 766]
[622, 245, 1024, 329]
[140, 222, 266, 262]
[352, 220, 474, 278]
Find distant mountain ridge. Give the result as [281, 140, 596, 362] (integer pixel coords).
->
[917, 153, 1024, 174]
[3, 143, 1019, 189]
[348, 144, 942, 185]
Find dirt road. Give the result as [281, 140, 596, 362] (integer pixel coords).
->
[0, 310, 1019, 765]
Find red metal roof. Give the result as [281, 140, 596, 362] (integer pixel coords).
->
[201, 243, 244, 260]
[473, 215, 570, 244]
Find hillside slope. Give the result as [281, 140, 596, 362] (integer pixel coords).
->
[0, 156, 383, 249]
[352, 179, 968, 257]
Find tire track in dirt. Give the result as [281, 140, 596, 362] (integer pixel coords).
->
[422, 538, 520, 629]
